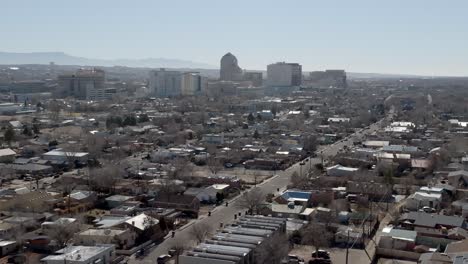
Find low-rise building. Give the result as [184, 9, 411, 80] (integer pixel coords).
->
[74, 229, 136, 249]
[326, 164, 359, 177]
[179, 215, 287, 264]
[0, 148, 16, 163]
[42, 150, 89, 163]
[0, 240, 17, 257]
[41, 245, 115, 264]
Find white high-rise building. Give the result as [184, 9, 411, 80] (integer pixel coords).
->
[149, 69, 204, 97]
[266, 62, 302, 87]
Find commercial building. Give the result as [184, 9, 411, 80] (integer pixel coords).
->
[179, 215, 287, 264]
[41, 245, 115, 264]
[220, 53, 243, 81]
[148, 68, 181, 97]
[243, 72, 263, 87]
[58, 68, 109, 100]
[266, 62, 302, 87]
[307, 70, 347, 88]
[0, 103, 33, 115]
[181, 72, 204, 95]
[149, 69, 204, 97]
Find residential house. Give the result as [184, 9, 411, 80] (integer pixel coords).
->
[362, 140, 390, 149]
[42, 149, 89, 164]
[152, 194, 200, 217]
[74, 229, 136, 249]
[411, 159, 432, 171]
[274, 190, 312, 207]
[400, 212, 466, 230]
[326, 164, 359, 177]
[448, 171, 468, 188]
[104, 195, 134, 209]
[122, 213, 160, 235]
[69, 191, 97, 204]
[270, 203, 304, 218]
[382, 145, 419, 154]
[347, 181, 392, 201]
[379, 226, 417, 251]
[42, 218, 78, 232]
[399, 212, 467, 246]
[184, 187, 218, 203]
[406, 190, 442, 211]
[335, 227, 364, 248]
[0, 149, 16, 163]
[0, 241, 17, 257]
[202, 134, 224, 145]
[418, 252, 452, 264]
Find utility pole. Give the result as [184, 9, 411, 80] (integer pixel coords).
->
[345, 229, 350, 264]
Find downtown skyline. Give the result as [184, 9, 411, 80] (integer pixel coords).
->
[1, 0, 468, 76]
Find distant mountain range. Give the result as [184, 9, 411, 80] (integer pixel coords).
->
[1, 51, 465, 79]
[0, 51, 217, 69]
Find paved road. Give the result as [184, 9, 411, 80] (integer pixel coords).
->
[129, 114, 391, 263]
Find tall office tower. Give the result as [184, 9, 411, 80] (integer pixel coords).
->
[58, 68, 105, 99]
[181, 72, 203, 96]
[148, 68, 182, 97]
[266, 62, 302, 87]
[243, 71, 263, 87]
[220, 52, 243, 81]
[308, 70, 347, 88]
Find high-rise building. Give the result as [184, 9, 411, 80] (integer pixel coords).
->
[308, 70, 347, 88]
[149, 69, 204, 97]
[266, 62, 302, 87]
[148, 68, 182, 97]
[58, 68, 106, 100]
[220, 52, 243, 81]
[181, 72, 203, 96]
[243, 71, 263, 87]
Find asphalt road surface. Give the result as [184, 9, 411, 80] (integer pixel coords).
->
[129, 115, 390, 263]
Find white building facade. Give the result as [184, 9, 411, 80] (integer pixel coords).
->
[266, 62, 302, 87]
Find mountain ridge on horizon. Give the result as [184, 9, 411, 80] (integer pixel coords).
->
[0, 51, 217, 69]
[1, 51, 466, 79]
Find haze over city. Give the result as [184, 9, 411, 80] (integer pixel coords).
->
[2, 0, 468, 76]
[2, 1, 468, 264]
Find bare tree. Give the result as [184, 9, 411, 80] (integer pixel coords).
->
[255, 234, 289, 264]
[207, 157, 223, 176]
[189, 222, 212, 243]
[48, 100, 62, 122]
[85, 134, 106, 160]
[236, 187, 265, 214]
[301, 223, 333, 252]
[46, 220, 81, 248]
[90, 164, 124, 193]
[158, 177, 179, 201]
[170, 237, 188, 264]
[290, 171, 309, 189]
[171, 158, 192, 179]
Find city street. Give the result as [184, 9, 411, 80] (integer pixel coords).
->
[129, 117, 388, 263]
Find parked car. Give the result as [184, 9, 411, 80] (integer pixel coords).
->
[309, 258, 331, 264]
[157, 254, 171, 264]
[311, 250, 330, 260]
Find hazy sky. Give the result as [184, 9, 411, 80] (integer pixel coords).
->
[2, 0, 468, 76]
